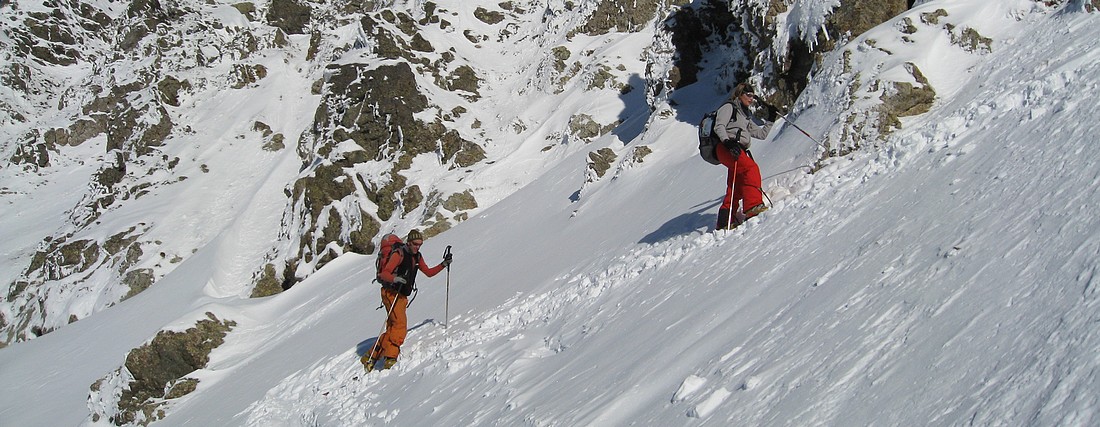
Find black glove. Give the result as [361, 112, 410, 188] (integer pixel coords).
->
[752, 95, 779, 122]
[721, 139, 741, 161]
[764, 103, 779, 122]
[442, 252, 453, 267]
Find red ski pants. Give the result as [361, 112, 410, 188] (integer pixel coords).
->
[716, 146, 763, 213]
[376, 288, 408, 359]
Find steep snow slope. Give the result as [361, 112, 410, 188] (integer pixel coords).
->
[232, 3, 1100, 425]
[1, 1, 1098, 426]
[206, 2, 1100, 425]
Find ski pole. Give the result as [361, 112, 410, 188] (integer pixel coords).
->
[726, 159, 737, 230]
[776, 111, 825, 149]
[753, 96, 826, 149]
[444, 245, 451, 331]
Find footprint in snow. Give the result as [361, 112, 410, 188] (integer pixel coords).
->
[672, 374, 707, 402]
[689, 388, 731, 418]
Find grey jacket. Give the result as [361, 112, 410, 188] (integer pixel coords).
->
[714, 101, 772, 150]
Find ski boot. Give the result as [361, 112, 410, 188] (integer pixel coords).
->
[744, 203, 768, 218]
[362, 354, 380, 373]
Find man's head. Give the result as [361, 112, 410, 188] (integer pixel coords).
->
[406, 229, 424, 252]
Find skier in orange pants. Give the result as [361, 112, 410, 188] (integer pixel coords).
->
[364, 229, 450, 371]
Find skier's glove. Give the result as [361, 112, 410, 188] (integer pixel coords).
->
[722, 139, 741, 161]
[393, 277, 407, 285]
[765, 104, 779, 122]
[442, 252, 453, 267]
[752, 95, 779, 122]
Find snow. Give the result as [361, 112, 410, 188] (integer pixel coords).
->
[1, 1, 1099, 426]
[772, 0, 842, 56]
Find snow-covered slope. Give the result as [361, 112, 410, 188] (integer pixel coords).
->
[1, 0, 1099, 425]
[232, 3, 1100, 425]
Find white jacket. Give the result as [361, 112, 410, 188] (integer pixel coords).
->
[714, 101, 772, 150]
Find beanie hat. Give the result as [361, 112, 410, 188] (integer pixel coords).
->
[406, 229, 424, 242]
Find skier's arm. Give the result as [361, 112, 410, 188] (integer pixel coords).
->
[419, 255, 445, 278]
[743, 101, 774, 140]
[379, 251, 403, 283]
[744, 118, 773, 140]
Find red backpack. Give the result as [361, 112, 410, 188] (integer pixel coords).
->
[375, 233, 405, 284]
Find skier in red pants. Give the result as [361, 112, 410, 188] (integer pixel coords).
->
[713, 83, 776, 230]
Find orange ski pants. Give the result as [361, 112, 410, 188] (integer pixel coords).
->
[375, 288, 408, 359]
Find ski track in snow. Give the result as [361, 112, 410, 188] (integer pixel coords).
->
[242, 228, 736, 425]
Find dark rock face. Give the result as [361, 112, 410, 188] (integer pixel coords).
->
[587, 148, 617, 181]
[269, 59, 485, 290]
[267, 0, 312, 35]
[91, 313, 236, 425]
[659, 0, 909, 109]
[321, 63, 431, 161]
[574, 0, 668, 36]
[763, 0, 909, 107]
[827, 0, 911, 45]
[663, 1, 738, 90]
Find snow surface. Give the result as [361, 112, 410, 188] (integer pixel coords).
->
[1, 0, 1099, 426]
